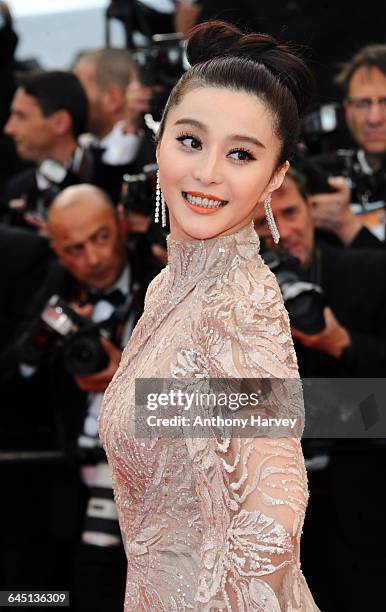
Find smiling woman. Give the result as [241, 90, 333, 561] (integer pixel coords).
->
[100, 20, 320, 612]
[157, 87, 286, 240]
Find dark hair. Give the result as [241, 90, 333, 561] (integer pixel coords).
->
[17, 70, 88, 138]
[157, 21, 314, 164]
[335, 44, 386, 96]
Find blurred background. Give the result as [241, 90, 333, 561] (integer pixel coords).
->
[9, 1, 121, 68]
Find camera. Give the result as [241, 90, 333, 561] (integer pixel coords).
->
[134, 32, 187, 119]
[82, 463, 121, 547]
[135, 32, 186, 87]
[122, 162, 157, 215]
[1, 156, 92, 227]
[301, 148, 386, 208]
[261, 248, 325, 335]
[121, 162, 168, 249]
[299, 103, 386, 207]
[18, 295, 117, 376]
[301, 104, 340, 151]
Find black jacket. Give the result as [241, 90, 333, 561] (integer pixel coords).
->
[296, 241, 386, 378]
[0, 225, 53, 347]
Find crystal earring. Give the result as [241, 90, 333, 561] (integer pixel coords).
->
[264, 194, 280, 244]
[155, 171, 167, 228]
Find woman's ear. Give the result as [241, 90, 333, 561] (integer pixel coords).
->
[261, 161, 290, 200]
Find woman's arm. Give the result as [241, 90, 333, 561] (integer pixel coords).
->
[188, 434, 308, 610]
[185, 265, 309, 609]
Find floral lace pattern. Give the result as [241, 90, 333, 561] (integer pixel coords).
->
[99, 223, 320, 611]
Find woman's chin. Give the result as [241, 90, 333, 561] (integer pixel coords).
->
[170, 217, 229, 241]
[169, 209, 256, 242]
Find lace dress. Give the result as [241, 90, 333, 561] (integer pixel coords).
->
[99, 223, 320, 611]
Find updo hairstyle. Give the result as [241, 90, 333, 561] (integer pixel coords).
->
[157, 20, 314, 165]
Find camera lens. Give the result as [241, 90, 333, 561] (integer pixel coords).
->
[63, 335, 108, 376]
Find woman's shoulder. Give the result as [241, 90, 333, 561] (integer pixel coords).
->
[196, 259, 298, 378]
[211, 256, 285, 319]
[143, 266, 169, 310]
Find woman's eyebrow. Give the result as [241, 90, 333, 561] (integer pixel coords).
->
[227, 134, 266, 149]
[173, 118, 265, 148]
[174, 118, 207, 130]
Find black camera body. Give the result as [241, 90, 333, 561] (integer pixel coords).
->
[134, 32, 187, 119]
[299, 103, 386, 207]
[122, 162, 158, 215]
[261, 248, 325, 335]
[19, 295, 116, 376]
[135, 32, 186, 87]
[2, 155, 94, 228]
[302, 148, 386, 208]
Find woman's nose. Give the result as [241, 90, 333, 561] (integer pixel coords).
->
[192, 149, 223, 185]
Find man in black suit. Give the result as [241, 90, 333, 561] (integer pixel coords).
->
[1, 70, 89, 230]
[255, 169, 386, 377]
[254, 169, 386, 611]
[0, 184, 160, 610]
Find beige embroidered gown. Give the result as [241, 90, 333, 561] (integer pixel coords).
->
[99, 223, 320, 611]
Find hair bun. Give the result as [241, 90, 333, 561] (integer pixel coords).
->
[186, 21, 242, 66]
[186, 20, 313, 118]
[186, 21, 282, 66]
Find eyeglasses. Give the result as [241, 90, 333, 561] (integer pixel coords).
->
[347, 96, 386, 112]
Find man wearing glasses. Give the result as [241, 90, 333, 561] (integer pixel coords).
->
[342, 46, 386, 165]
[306, 44, 386, 249]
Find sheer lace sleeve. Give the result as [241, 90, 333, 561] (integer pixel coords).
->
[187, 434, 308, 611]
[186, 265, 309, 611]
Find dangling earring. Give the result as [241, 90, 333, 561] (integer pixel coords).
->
[155, 171, 167, 228]
[264, 194, 280, 244]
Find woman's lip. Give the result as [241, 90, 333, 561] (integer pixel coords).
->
[184, 190, 226, 202]
[181, 191, 227, 214]
[186, 203, 222, 214]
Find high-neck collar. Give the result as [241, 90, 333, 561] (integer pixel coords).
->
[166, 222, 260, 284]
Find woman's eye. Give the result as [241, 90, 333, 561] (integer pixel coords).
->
[177, 135, 202, 150]
[228, 149, 255, 162]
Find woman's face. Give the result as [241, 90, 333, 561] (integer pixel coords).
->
[157, 86, 289, 241]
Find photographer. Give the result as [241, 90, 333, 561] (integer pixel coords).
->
[1, 70, 89, 232]
[73, 48, 156, 205]
[255, 168, 386, 375]
[307, 44, 386, 249]
[1, 184, 160, 610]
[254, 168, 386, 610]
[73, 46, 170, 264]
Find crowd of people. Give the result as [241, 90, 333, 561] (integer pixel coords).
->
[1, 1, 386, 611]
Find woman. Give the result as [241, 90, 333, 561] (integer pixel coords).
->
[100, 20, 320, 611]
